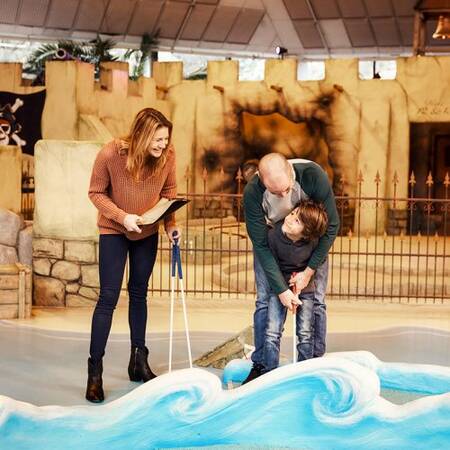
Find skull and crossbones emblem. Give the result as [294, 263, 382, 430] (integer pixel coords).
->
[0, 98, 26, 147]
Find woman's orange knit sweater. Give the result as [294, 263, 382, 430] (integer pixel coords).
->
[88, 139, 177, 240]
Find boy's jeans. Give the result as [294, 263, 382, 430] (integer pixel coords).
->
[264, 291, 316, 371]
[251, 252, 328, 367]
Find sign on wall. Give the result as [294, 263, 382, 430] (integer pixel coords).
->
[0, 90, 46, 156]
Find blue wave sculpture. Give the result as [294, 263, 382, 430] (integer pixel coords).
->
[1, 351, 449, 449]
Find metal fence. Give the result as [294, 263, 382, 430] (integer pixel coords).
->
[21, 159, 34, 221]
[145, 168, 449, 304]
[21, 166, 449, 303]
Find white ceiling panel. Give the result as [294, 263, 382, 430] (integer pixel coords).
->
[17, 0, 50, 27]
[202, 6, 240, 42]
[100, 0, 136, 35]
[180, 4, 216, 40]
[283, 0, 312, 20]
[221, 0, 245, 6]
[0, 0, 20, 25]
[397, 17, 414, 46]
[392, 0, 417, 17]
[0, 0, 445, 59]
[336, 0, 366, 18]
[372, 17, 401, 46]
[226, 8, 264, 44]
[128, 0, 164, 36]
[248, 14, 277, 47]
[320, 19, 352, 48]
[158, 1, 191, 39]
[293, 20, 325, 48]
[344, 18, 376, 47]
[45, 0, 79, 29]
[311, 0, 340, 19]
[364, 0, 393, 17]
[243, 0, 265, 8]
[74, 0, 104, 32]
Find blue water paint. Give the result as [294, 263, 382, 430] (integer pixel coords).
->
[222, 359, 252, 385]
[1, 352, 449, 449]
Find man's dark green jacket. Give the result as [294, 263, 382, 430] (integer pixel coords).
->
[243, 161, 340, 295]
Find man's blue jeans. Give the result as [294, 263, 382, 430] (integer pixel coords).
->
[251, 252, 328, 367]
[264, 291, 315, 371]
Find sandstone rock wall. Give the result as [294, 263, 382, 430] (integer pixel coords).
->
[0, 207, 32, 319]
[0, 208, 32, 266]
[33, 236, 105, 307]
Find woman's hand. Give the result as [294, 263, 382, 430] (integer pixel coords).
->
[123, 214, 142, 233]
[166, 227, 181, 244]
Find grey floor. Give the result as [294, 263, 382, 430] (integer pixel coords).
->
[0, 321, 449, 406]
[0, 321, 229, 406]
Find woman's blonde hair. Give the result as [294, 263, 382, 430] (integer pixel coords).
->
[123, 108, 173, 180]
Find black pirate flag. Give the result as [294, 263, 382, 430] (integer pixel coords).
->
[0, 90, 46, 156]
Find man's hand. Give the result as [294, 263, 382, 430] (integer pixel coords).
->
[124, 214, 142, 233]
[289, 267, 315, 294]
[279, 289, 302, 312]
[166, 226, 182, 244]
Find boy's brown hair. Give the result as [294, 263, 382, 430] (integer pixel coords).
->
[296, 200, 328, 241]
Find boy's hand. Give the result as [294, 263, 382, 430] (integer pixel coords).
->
[279, 289, 302, 311]
[289, 267, 315, 294]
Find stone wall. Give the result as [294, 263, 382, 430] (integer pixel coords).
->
[0, 207, 32, 318]
[33, 237, 102, 307]
[32, 140, 122, 307]
[0, 208, 32, 266]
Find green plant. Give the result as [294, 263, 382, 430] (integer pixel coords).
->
[85, 36, 118, 77]
[186, 66, 207, 80]
[124, 32, 158, 80]
[24, 36, 118, 84]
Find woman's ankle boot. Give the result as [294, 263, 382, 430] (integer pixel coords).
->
[86, 357, 104, 403]
[128, 346, 157, 382]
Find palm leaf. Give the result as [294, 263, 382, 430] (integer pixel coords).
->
[127, 32, 159, 80]
[24, 40, 90, 75]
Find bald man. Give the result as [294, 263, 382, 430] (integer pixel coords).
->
[242, 153, 339, 383]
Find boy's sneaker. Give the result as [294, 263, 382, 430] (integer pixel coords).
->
[241, 363, 264, 385]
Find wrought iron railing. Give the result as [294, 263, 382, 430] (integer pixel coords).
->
[21, 159, 34, 221]
[144, 168, 449, 303]
[22, 164, 449, 302]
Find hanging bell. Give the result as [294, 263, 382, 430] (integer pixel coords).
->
[432, 15, 450, 40]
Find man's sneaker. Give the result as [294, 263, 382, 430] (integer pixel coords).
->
[241, 363, 264, 385]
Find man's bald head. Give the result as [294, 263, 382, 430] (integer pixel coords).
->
[258, 153, 293, 197]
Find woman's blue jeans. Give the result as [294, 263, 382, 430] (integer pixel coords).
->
[251, 252, 328, 367]
[89, 233, 158, 361]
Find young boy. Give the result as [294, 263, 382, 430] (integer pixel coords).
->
[263, 200, 328, 373]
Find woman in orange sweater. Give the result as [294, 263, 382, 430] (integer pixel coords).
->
[86, 108, 180, 403]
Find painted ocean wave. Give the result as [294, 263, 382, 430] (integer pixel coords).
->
[1, 352, 449, 450]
